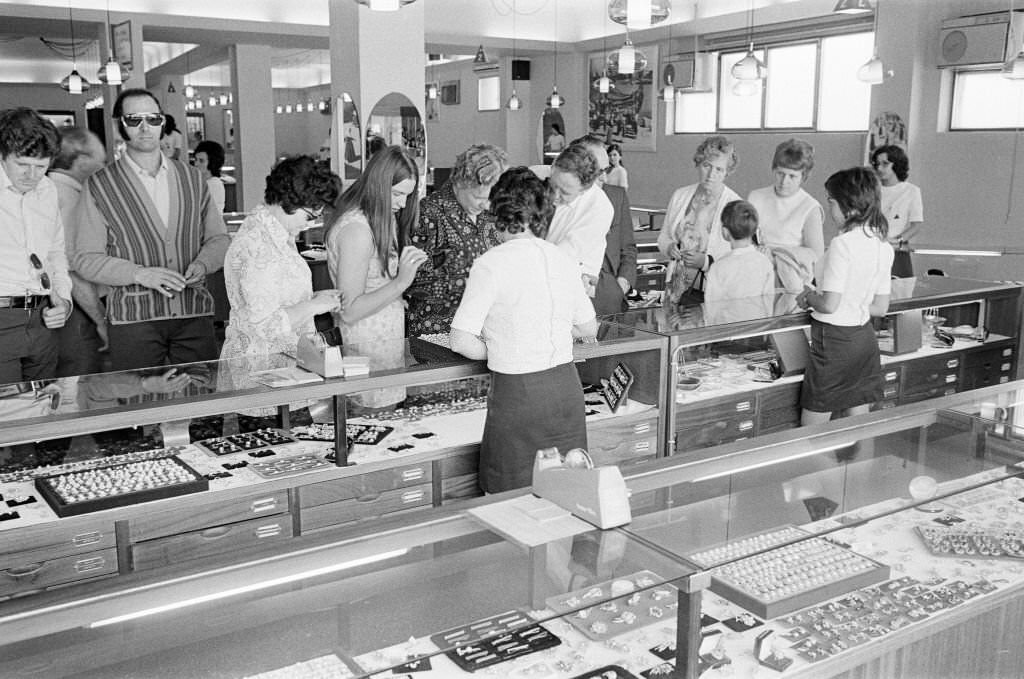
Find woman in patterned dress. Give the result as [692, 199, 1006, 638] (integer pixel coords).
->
[325, 146, 427, 410]
[406, 144, 508, 336]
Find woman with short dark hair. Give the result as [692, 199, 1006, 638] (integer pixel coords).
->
[871, 144, 923, 277]
[219, 156, 342, 371]
[450, 167, 597, 493]
[193, 140, 226, 214]
[798, 166, 894, 426]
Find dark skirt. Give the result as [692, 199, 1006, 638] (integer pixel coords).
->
[801, 318, 883, 413]
[479, 362, 587, 494]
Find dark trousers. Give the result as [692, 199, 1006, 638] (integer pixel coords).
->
[56, 306, 104, 377]
[0, 308, 58, 384]
[107, 316, 217, 371]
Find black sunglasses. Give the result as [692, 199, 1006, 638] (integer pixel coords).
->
[30, 253, 50, 291]
[121, 113, 166, 128]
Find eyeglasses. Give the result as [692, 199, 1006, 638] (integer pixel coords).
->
[121, 113, 166, 128]
[301, 207, 323, 221]
[29, 253, 50, 292]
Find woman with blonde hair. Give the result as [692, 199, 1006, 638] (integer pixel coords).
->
[325, 145, 427, 410]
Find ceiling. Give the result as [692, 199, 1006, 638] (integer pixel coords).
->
[0, 0, 835, 89]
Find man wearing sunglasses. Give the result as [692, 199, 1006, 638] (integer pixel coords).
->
[0, 107, 73, 384]
[72, 88, 228, 371]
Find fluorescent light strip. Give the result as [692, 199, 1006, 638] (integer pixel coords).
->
[88, 548, 408, 629]
[691, 443, 849, 483]
[913, 249, 1002, 257]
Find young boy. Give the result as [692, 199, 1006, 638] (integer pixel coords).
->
[704, 200, 775, 302]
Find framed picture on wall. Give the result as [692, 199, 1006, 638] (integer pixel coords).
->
[587, 45, 657, 152]
[185, 112, 205, 147]
[440, 80, 460, 106]
[39, 111, 75, 129]
[112, 21, 133, 73]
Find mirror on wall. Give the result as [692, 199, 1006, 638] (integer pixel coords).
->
[539, 109, 566, 165]
[334, 93, 362, 189]
[368, 92, 427, 185]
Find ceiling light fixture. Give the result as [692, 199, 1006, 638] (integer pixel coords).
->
[547, 0, 565, 109]
[507, 0, 521, 110]
[857, 0, 892, 85]
[1003, 0, 1024, 79]
[607, 0, 672, 29]
[730, 1, 766, 82]
[608, 36, 648, 75]
[354, 0, 417, 10]
[96, 0, 122, 86]
[832, 0, 873, 13]
[662, 11, 675, 102]
[593, 1, 615, 94]
[59, 1, 90, 95]
[167, 82, 176, 94]
[473, 45, 488, 64]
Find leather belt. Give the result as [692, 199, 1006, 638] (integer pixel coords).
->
[0, 295, 49, 309]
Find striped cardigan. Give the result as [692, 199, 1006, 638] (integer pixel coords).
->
[73, 156, 228, 325]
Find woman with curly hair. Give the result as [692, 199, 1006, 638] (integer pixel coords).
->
[219, 155, 342, 364]
[450, 167, 598, 493]
[747, 138, 825, 260]
[798, 166, 894, 425]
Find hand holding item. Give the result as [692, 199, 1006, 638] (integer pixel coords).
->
[796, 284, 814, 310]
[582, 273, 598, 298]
[680, 250, 707, 269]
[395, 245, 428, 288]
[42, 297, 71, 329]
[135, 266, 187, 297]
[183, 260, 208, 286]
[141, 368, 193, 394]
[310, 288, 343, 315]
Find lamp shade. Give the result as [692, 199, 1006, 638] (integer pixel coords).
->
[546, 86, 565, 109]
[607, 39, 648, 75]
[732, 79, 761, 97]
[60, 69, 90, 94]
[184, 84, 195, 98]
[730, 44, 767, 81]
[662, 84, 675, 102]
[97, 57, 123, 86]
[857, 52, 892, 84]
[593, 74, 614, 93]
[426, 83, 438, 99]
[608, 0, 672, 28]
[506, 89, 521, 110]
[833, 0, 873, 13]
[474, 45, 488, 63]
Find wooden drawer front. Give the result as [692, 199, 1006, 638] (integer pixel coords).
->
[962, 343, 1016, 390]
[0, 522, 115, 567]
[757, 382, 801, 432]
[675, 416, 755, 453]
[300, 485, 432, 532]
[901, 355, 961, 396]
[0, 547, 117, 598]
[132, 514, 294, 571]
[300, 463, 432, 509]
[130, 490, 289, 542]
[899, 386, 958, 405]
[881, 366, 902, 385]
[589, 415, 658, 467]
[964, 342, 1014, 367]
[442, 474, 482, 503]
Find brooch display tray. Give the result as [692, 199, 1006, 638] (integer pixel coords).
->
[571, 665, 641, 679]
[293, 423, 394, 446]
[195, 428, 295, 456]
[915, 525, 1024, 559]
[35, 456, 208, 517]
[429, 610, 560, 672]
[249, 453, 334, 479]
[545, 570, 678, 641]
[707, 537, 890, 620]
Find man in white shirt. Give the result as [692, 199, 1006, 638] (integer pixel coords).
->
[48, 127, 108, 376]
[546, 143, 613, 298]
[0, 108, 73, 383]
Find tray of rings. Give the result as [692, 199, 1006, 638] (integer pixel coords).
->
[707, 537, 890, 620]
[429, 609, 560, 672]
[686, 525, 809, 568]
[293, 423, 394, 446]
[194, 429, 295, 456]
[545, 570, 678, 641]
[35, 456, 208, 517]
[915, 524, 1024, 559]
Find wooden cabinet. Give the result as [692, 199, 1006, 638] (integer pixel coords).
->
[961, 340, 1016, 390]
[297, 462, 433, 532]
[588, 412, 659, 469]
[675, 397, 756, 453]
[132, 514, 293, 571]
[0, 521, 117, 598]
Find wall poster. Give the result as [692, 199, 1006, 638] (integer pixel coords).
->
[587, 45, 657, 152]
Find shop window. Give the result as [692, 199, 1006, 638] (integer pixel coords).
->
[951, 70, 1024, 130]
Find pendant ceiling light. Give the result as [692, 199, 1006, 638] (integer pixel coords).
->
[507, 0, 521, 110]
[833, 0, 873, 13]
[730, 1, 766, 82]
[608, 37, 648, 75]
[547, 0, 565, 109]
[1003, 0, 1024, 79]
[59, 1, 90, 94]
[593, 2, 615, 94]
[661, 10, 676, 102]
[608, 0, 672, 29]
[354, 0, 417, 10]
[427, 82, 438, 99]
[857, 0, 891, 85]
[97, 0, 122, 86]
[473, 45, 489, 64]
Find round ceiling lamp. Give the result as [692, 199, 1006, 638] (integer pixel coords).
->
[59, 3, 90, 95]
[354, 0, 417, 10]
[545, 85, 565, 109]
[607, 38, 648, 75]
[607, 0, 672, 29]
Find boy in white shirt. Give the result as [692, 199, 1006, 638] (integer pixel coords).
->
[705, 200, 775, 302]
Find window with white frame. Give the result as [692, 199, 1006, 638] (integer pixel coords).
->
[950, 70, 1024, 129]
[673, 31, 873, 134]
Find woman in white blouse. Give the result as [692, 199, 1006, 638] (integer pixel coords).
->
[450, 167, 597, 493]
[194, 140, 226, 215]
[871, 144, 923, 277]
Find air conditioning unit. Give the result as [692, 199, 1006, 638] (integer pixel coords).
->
[472, 62, 500, 75]
[661, 53, 713, 91]
[938, 10, 1024, 68]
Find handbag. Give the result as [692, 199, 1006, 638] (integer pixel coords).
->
[892, 243, 914, 278]
[669, 265, 706, 306]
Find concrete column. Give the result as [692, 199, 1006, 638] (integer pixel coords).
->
[231, 44, 275, 211]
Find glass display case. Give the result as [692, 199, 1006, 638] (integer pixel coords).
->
[0, 322, 667, 600]
[605, 276, 1022, 457]
[3, 383, 1024, 678]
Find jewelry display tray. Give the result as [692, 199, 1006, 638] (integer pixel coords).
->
[914, 525, 1024, 559]
[34, 456, 209, 518]
[194, 428, 295, 456]
[704, 536, 890, 620]
[545, 570, 678, 641]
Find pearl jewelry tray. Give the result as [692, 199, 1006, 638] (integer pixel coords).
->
[34, 456, 208, 517]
